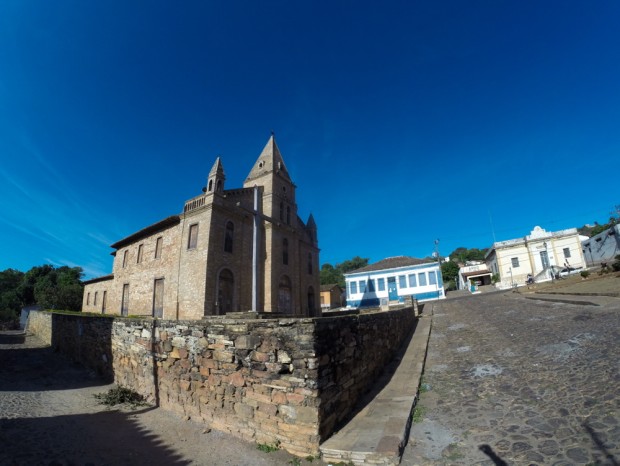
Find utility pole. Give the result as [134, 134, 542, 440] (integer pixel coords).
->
[434, 239, 441, 297]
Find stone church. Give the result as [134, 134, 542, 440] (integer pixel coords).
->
[82, 135, 320, 319]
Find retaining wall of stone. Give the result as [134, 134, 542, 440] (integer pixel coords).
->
[27, 308, 415, 456]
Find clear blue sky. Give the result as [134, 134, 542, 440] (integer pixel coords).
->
[1, 1, 619, 279]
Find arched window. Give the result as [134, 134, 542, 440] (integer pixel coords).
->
[216, 179, 223, 192]
[286, 206, 291, 225]
[280, 202, 284, 221]
[208, 180, 213, 192]
[283, 238, 289, 265]
[308, 252, 313, 274]
[224, 221, 234, 253]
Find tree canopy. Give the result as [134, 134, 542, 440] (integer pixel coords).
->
[320, 256, 369, 289]
[0, 265, 84, 324]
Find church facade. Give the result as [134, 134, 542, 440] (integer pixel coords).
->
[82, 135, 320, 319]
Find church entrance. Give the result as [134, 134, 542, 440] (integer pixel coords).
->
[217, 269, 234, 314]
[278, 275, 292, 314]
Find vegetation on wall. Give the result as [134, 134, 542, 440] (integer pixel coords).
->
[0, 265, 84, 325]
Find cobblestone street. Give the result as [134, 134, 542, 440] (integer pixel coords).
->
[403, 287, 620, 465]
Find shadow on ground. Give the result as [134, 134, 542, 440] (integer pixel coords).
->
[0, 408, 193, 466]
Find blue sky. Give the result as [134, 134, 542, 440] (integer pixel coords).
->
[1, 1, 619, 279]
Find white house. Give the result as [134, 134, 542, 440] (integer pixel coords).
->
[344, 256, 445, 308]
[486, 226, 586, 289]
[458, 261, 493, 291]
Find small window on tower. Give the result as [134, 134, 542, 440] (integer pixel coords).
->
[224, 222, 234, 253]
[283, 238, 289, 265]
[188, 224, 199, 249]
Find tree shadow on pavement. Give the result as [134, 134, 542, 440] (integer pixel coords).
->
[584, 422, 619, 466]
[0, 407, 192, 466]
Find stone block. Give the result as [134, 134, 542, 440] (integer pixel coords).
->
[271, 391, 287, 404]
[233, 402, 254, 420]
[213, 350, 233, 363]
[235, 335, 262, 349]
[256, 401, 278, 416]
[251, 351, 271, 362]
[229, 372, 246, 387]
[286, 392, 306, 405]
[277, 350, 291, 364]
[172, 336, 186, 348]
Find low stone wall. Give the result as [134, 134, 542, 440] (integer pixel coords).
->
[26, 311, 52, 345]
[27, 308, 416, 456]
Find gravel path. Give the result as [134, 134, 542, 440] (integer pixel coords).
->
[402, 291, 620, 465]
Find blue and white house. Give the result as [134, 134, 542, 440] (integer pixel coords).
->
[344, 256, 445, 308]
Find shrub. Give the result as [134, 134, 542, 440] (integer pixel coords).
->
[580, 270, 590, 279]
[94, 386, 147, 409]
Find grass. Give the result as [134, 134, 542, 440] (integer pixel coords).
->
[94, 386, 148, 409]
[412, 404, 426, 423]
[257, 440, 280, 453]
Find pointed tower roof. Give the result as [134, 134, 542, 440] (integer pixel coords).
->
[209, 157, 225, 177]
[245, 134, 292, 184]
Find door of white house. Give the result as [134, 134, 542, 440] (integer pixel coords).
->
[387, 277, 398, 301]
[540, 250, 550, 270]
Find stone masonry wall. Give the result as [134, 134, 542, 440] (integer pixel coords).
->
[26, 311, 52, 345]
[27, 307, 416, 456]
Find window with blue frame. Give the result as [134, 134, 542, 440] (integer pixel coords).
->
[429, 271, 437, 285]
[368, 279, 375, 292]
[378, 277, 385, 291]
[350, 281, 357, 294]
[418, 272, 427, 286]
[408, 273, 417, 287]
[398, 275, 407, 288]
[359, 280, 366, 293]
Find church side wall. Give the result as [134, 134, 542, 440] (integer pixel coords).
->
[27, 307, 416, 457]
[84, 223, 182, 318]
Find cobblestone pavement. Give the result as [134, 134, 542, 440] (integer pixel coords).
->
[0, 331, 296, 466]
[401, 290, 620, 465]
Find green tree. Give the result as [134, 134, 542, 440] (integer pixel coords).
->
[320, 263, 341, 286]
[441, 261, 460, 284]
[320, 256, 370, 289]
[449, 247, 486, 263]
[0, 268, 25, 323]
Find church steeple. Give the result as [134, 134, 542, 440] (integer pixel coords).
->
[245, 134, 292, 185]
[306, 213, 318, 245]
[207, 157, 225, 193]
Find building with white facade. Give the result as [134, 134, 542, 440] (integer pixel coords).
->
[486, 226, 586, 289]
[344, 256, 445, 308]
[458, 261, 493, 291]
